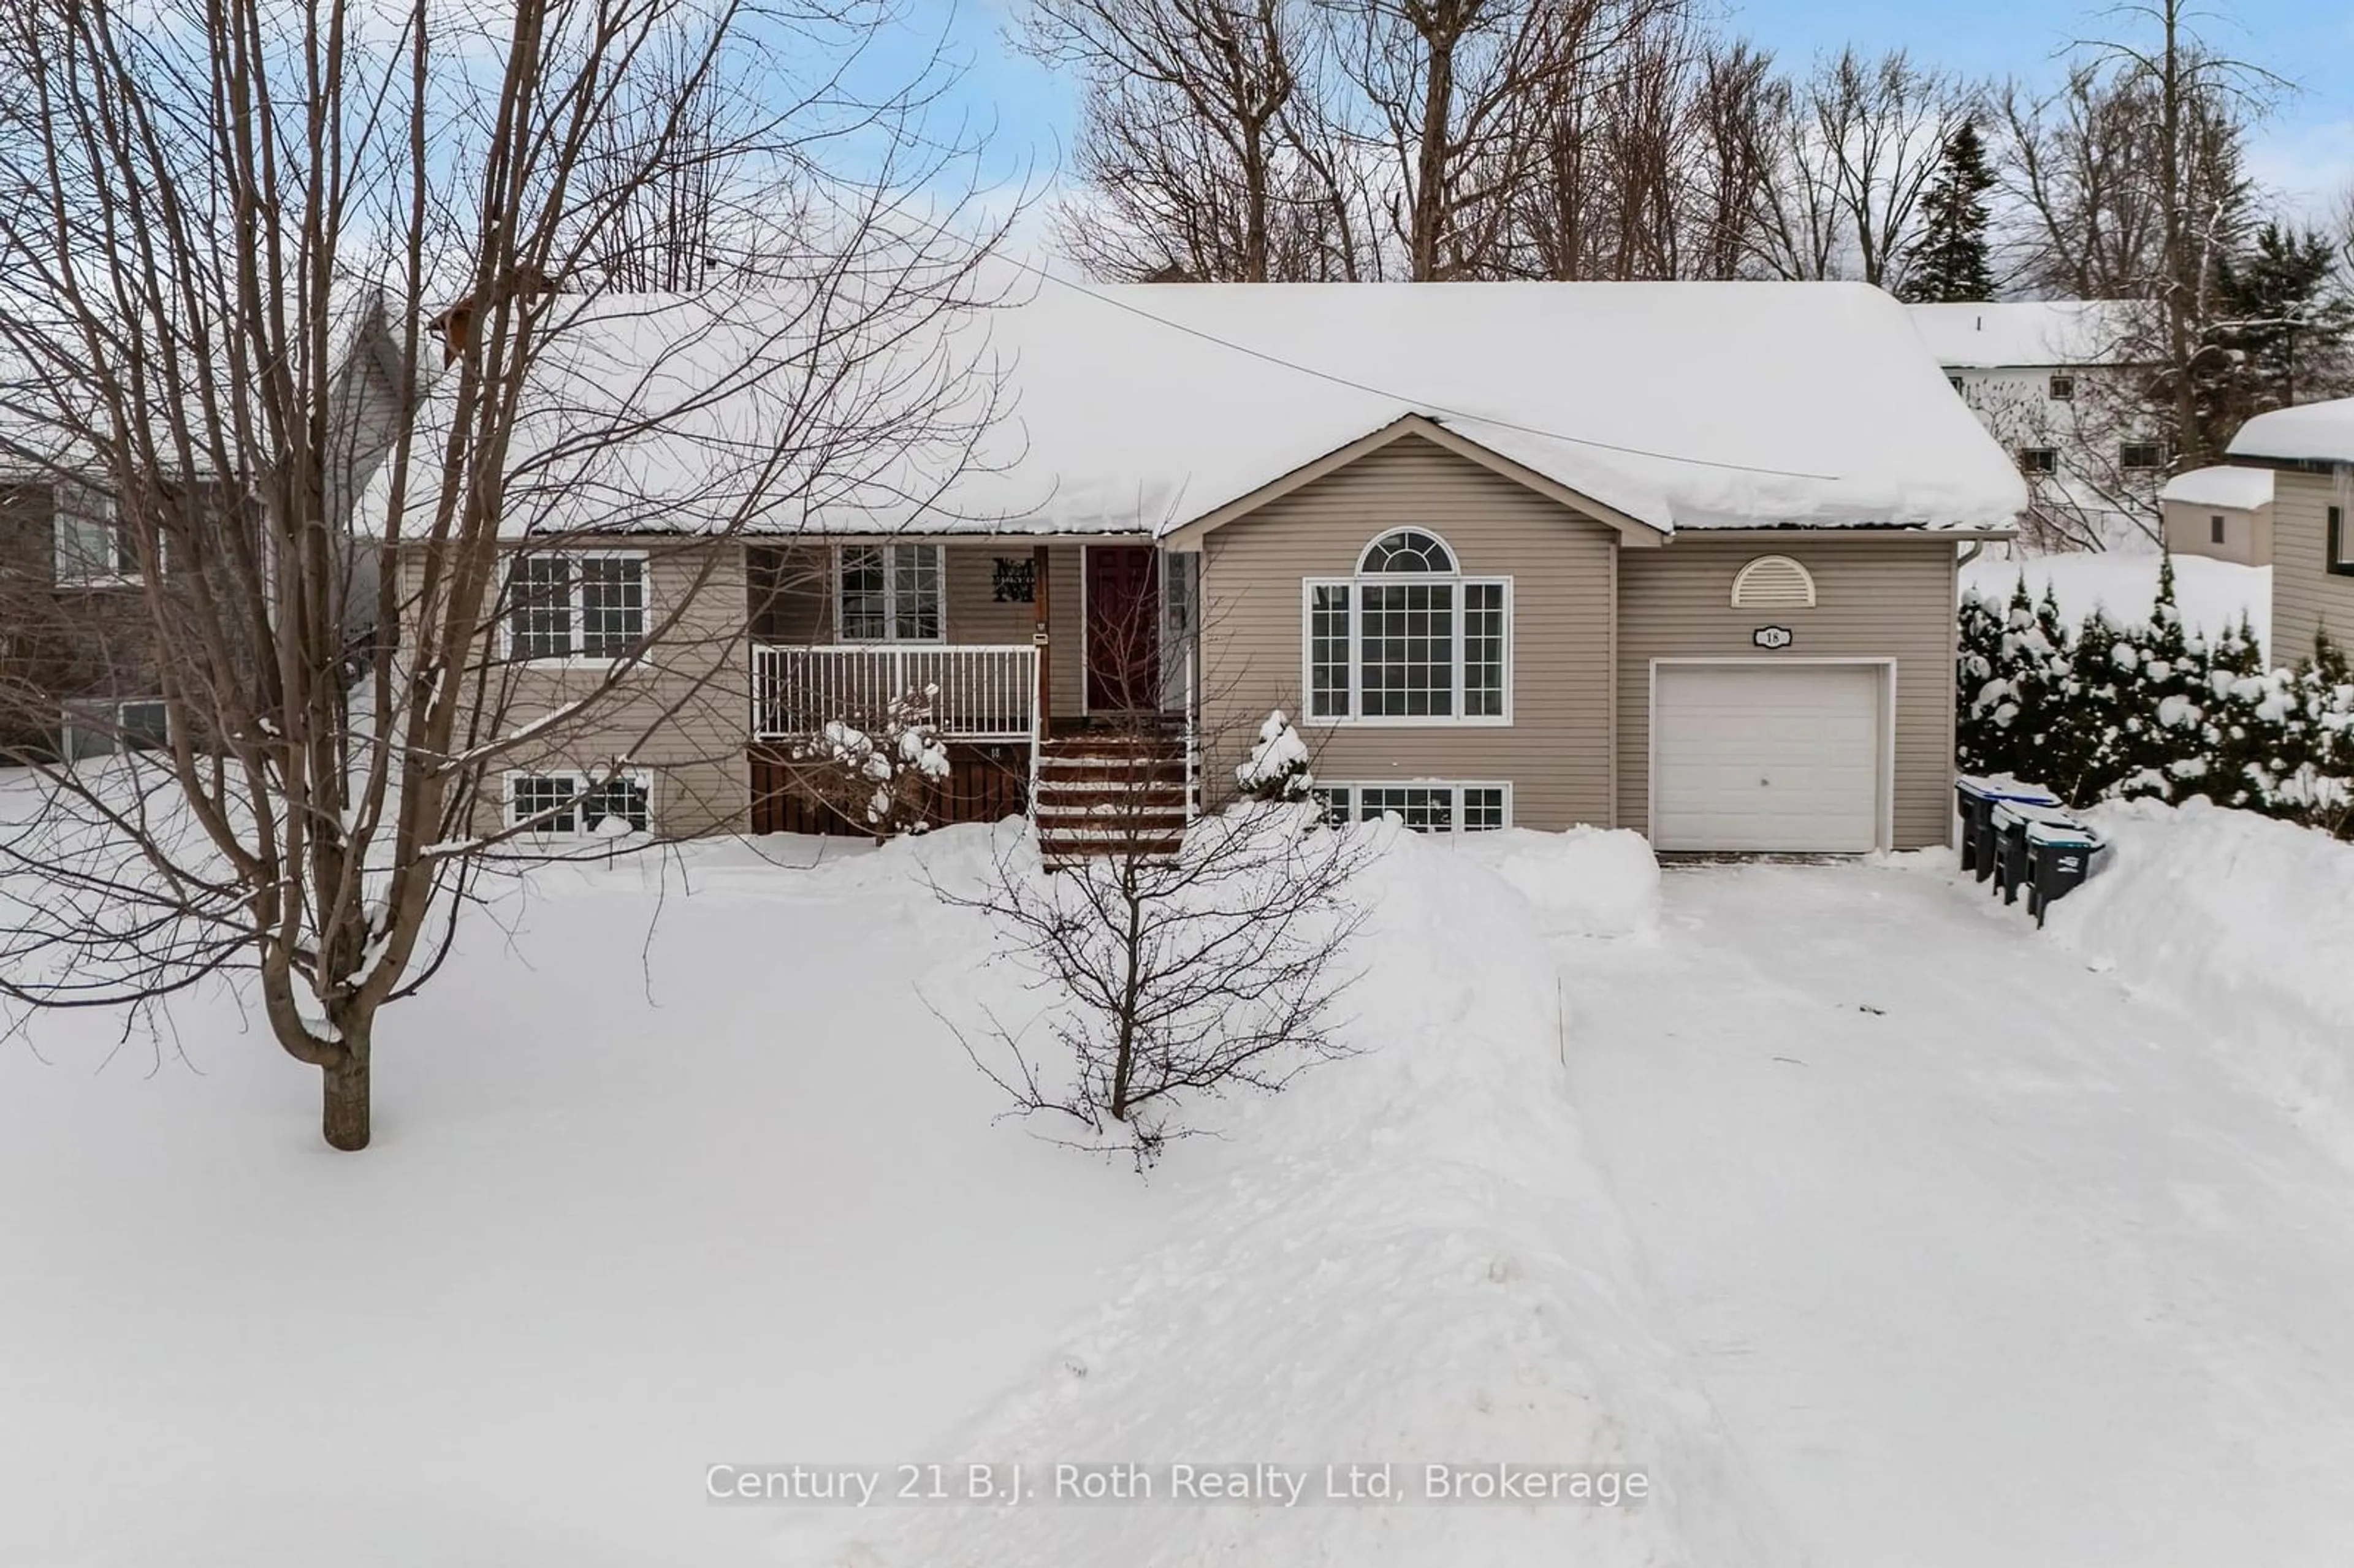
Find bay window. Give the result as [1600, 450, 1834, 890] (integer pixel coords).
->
[1318, 781, 1510, 832]
[1304, 529, 1510, 723]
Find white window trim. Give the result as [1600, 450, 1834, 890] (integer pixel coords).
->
[1298, 569, 1514, 728]
[51, 482, 143, 587]
[1644, 657, 1895, 854]
[1317, 778, 1513, 833]
[499, 548, 653, 669]
[833, 542, 947, 644]
[501, 767, 656, 839]
[59, 695, 171, 761]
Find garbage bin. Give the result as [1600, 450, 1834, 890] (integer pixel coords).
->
[2025, 820, 2105, 927]
[1990, 801, 2080, 904]
[1956, 775, 2061, 881]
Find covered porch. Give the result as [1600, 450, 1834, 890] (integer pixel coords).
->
[744, 536, 1197, 835]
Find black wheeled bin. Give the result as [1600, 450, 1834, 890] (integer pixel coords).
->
[1956, 775, 2061, 881]
[2025, 820, 2106, 927]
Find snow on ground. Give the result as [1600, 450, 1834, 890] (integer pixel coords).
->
[2048, 798, 2354, 1161]
[0, 829, 1160, 1568]
[14, 785, 2354, 1567]
[1555, 855, 2354, 1568]
[797, 821, 1784, 1566]
[1, 816, 1769, 1567]
[1961, 545, 2271, 656]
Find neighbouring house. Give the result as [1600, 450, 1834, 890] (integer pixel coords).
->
[0, 292, 411, 761]
[1908, 300, 2165, 548]
[375, 280, 2025, 857]
[2160, 465, 2275, 566]
[2226, 399, 2354, 661]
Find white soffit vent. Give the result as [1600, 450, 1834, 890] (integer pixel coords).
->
[1731, 555, 1817, 610]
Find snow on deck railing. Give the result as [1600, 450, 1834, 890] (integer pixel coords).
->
[752, 644, 1038, 741]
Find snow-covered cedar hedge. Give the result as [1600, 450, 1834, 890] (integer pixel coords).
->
[788, 685, 952, 836]
[1959, 555, 2354, 835]
[1235, 709, 1313, 803]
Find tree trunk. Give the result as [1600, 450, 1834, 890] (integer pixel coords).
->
[323, 1055, 371, 1151]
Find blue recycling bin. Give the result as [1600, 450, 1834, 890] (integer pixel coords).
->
[1956, 775, 2060, 881]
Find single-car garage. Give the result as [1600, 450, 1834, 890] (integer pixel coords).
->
[1650, 661, 1891, 853]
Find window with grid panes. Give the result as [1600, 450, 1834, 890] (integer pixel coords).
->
[1303, 530, 1509, 723]
[508, 774, 579, 833]
[506, 553, 646, 661]
[838, 544, 944, 641]
[1319, 782, 1508, 832]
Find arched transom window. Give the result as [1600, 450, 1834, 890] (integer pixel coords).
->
[1306, 529, 1510, 722]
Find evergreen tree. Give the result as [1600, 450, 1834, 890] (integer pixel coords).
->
[2201, 613, 2273, 810]
[1903, 121, 1997, 303]
[2114, 554, 2214, 801]
[1955, 585, 2006, 775]
[2057, 608, 2128, 802]
[2212, 224, 2354, 416]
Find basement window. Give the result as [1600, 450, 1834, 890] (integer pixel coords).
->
[1317, 781, 1509, 833]
[2017, 447, 2059, 476]
[505, 771, 652, 837]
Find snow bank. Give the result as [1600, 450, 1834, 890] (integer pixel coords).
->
[1454, 825, 1662, 939]
[810, 823, 1781, 1567]
[2045, 799, 2354, 1136]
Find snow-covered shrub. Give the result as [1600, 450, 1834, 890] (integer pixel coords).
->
[1953, 557, 2354, 839]
[790, 685, 951, 837]
[1235, 709, 1314, 804]
[939, 796, 1370, 1169]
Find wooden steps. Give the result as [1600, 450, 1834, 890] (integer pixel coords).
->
[1034, 731, 1192, 866]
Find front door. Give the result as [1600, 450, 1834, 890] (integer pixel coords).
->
[1085, 545, 1162, 712]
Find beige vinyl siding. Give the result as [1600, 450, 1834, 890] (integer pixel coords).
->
[2161, 497, 2272, 568]
[1618, 535, 1959, 850]
[1198, 435, 1619, 831]
[2268, 470, 2354, 666]
[399, 535, 751, 839]
[750, 540, 1089, 722]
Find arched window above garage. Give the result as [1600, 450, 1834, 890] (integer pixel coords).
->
[1731, 555, 1816, 610]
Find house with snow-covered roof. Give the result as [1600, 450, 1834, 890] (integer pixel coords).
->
[1908, 300, 2166, 548]
[2226, 398, 2354, 663]
[370, 278, 2026, 857]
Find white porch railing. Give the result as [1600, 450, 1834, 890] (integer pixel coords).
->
[752, 644, 1039, 741]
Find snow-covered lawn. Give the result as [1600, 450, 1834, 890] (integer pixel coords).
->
[1556, 845, 2354, 1568]
[1962, 546, 2270, 655]
[0, 834, 1161, 1568]
[10, 802, 2354, 1566]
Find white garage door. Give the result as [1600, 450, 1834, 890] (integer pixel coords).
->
[1652, 663, 1884, 853]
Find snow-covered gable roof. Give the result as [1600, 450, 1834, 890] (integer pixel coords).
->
[2228, 397, 2354, 466]
[368, 275, 2027, 541]
[1908, 300, 2147, 370]
[2160, 465, 2274, 511]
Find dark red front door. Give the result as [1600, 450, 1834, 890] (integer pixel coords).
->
[1085, 546, 1161, 712]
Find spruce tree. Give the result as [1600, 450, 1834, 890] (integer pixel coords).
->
[2060, 609, 2128, 802]
[1956, 585, 2006, 774]
[2117, 553, 2214, 801]
[2202, 613, 2273, 811]
[1903, 121, 1997, 303]
[2211, 224, 2354, 423]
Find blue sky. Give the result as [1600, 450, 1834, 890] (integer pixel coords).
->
[916, 0, 2350, 226]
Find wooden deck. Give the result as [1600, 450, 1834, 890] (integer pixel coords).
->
[748, 742, 1031, 836]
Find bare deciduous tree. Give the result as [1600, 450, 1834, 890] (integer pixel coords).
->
[0, 0, 1006, 1149]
